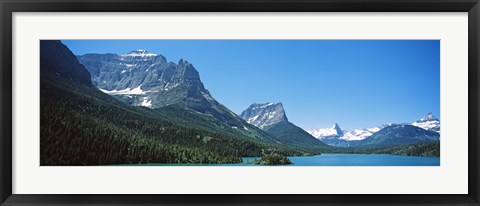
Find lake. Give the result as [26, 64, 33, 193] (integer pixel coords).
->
[113, 154, 439, 166]
[237, 154, 440, 166]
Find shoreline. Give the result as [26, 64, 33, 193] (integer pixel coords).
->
[106, 153, 440, 166]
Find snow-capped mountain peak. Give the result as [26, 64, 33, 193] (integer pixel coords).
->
[412, 112, 440, 133]
[308, 123, 344, 139]
[239, 102, 288, 129]
[420, 112, 438, 122]
[308, 123, 385, 142]
[123, 50, 158, 57]
[339, 126, 382, 141]
[309, 113, 440, 147]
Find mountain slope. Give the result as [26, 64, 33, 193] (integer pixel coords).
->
[266, 121, 331, 151]
[151, 104, 283, 144]
[40, 41, 304, 165]
[77, 51, 271, 141]
[240, 102, 330, 151]
[40, 40, 93, 87]
[353, 124, 440, 147]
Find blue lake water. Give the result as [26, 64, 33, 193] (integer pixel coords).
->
[113, 154, 439, 166]
[237, 154, 440, 166]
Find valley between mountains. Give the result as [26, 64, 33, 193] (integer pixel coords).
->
[40, 40, 440, 166]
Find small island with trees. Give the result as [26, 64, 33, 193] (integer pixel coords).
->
[248, 149, 293, 165]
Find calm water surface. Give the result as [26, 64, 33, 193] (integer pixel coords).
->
[114, 154, 439, 166]
[238, 154, 439, 166]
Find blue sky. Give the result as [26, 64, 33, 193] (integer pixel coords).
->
[62, 40, 440, 131]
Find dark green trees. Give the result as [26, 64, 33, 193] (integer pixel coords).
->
[252, 149, 293, 165]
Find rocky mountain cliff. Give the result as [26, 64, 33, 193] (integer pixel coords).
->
[77, 51, 256, 129]
[240, 102, 330, 150]
[239, 102, 288, 129]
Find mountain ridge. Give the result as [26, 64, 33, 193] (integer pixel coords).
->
[77, 50, 282, 143]
[353, 124, 440, 147]
[307, 113, 440, 147]
[412, 112, 440, 133]
[239, 102, 288, 129]
[240, 102, 330, 151]
[41, 40, 93, 87]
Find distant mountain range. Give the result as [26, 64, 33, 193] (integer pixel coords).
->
[307, 123, 386, 147]
[353, 124, 439, 147]
[238, 102, 439, 149]
[307, 113, 440, 147]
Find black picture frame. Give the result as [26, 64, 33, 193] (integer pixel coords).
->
[1, 0, 479, 205]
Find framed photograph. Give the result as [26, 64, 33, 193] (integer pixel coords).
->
[1, 0, 479, 205]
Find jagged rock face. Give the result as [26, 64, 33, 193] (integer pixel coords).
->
[40, 40, 92, 87]
[77, 51, 208, 108]
[412, 112, 440, 133]
[77, 51, 249, 127]
[239, 102, 288, 129]
[77, 50, 168, 90]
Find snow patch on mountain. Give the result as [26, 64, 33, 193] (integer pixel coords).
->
[99, 85, 147, 95]
[141, 97, 152, 108]
[308, 123, 382, 141]
[120, 50, 158, 58]
[340, 127, 382, 141]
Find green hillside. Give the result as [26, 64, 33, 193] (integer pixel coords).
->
[264, 121, 331, 153]
[41, 73, 307, 165]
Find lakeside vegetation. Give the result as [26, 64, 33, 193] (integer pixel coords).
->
[328, 141, 440, 157]
[248, 149, 293, 165]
